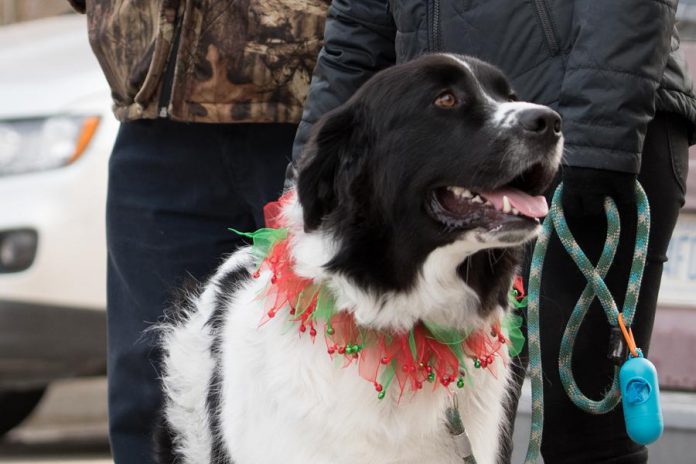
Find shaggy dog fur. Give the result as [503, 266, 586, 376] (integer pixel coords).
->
[157, 53, 562, 464]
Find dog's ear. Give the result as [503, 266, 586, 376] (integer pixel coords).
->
[297, 106, 364, 231]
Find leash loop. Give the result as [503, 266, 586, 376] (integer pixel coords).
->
[521, 181, 650, 463]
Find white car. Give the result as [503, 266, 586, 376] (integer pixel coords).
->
[0, 14, 117, 435]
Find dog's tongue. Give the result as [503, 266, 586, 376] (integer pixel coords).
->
[479, 188, 549, 218]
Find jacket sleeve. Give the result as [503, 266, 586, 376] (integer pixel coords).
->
[291, 0, 396, 162]
[558, 0, 677, 173]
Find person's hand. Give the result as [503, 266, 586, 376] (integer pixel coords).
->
[561, 167, 637, 217]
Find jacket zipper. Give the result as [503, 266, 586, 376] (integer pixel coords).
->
[158, 7, 184, 118]
[533, 0, 559, 55]
[430, 0, 441, 52]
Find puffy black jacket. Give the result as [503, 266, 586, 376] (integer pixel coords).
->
[292, 0, 696, 174]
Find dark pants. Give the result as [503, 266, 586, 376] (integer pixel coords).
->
[510, 113, 690, 463]
[106, 120, 294, 464]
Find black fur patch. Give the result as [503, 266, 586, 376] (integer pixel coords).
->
[206, 267, 249, 463]
[153, 413, 182, 464]
[209, 267, 250, 332]
[207, 368, 233, 464]
[457, 248, 521, 316]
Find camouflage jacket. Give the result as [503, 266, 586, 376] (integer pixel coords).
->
[68, 0, 329, 123]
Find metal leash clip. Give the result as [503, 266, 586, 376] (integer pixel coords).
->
[446, 398, 474, 461]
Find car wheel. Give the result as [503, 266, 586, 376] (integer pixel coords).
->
[0, 388, 46, 437]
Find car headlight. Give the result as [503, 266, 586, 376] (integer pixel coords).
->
[0, 115, 100, 177]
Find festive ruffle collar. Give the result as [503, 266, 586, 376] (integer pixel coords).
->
[232, 195, 525, 400]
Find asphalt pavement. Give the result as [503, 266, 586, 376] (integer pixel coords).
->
[0, 378, 111, 464]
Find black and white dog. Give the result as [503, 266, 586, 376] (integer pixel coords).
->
[157, 54, 562, 464]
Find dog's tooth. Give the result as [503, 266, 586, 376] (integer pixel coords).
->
[502, 196, 512, 213]
[512, 207, 520, 216]
[447, 187, 474, 199]
[472, 195, 483, 204]
[448, 186, 466, 198]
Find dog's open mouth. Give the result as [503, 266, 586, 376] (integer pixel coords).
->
[428, 165, 551, 231]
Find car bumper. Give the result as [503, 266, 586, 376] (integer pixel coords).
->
[0, 299, 106, 390]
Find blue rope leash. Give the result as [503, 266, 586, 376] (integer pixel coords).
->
[524, 182, 650, 462]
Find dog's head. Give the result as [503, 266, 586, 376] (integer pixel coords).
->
[295, 54, 561, 327]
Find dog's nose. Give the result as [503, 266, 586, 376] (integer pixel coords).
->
[518, 108, 562, 137]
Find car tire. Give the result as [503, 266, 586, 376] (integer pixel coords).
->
[0, 388, 46, 437]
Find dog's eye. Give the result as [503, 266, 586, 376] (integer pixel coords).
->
[434, 92, 458, 109]
[508, 93, 519, 102]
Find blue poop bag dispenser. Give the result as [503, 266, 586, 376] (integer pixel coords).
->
[619, 349, 663, 445]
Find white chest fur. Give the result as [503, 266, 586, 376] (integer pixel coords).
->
[209, 267, 511, 464]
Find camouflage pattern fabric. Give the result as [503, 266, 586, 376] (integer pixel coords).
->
[76, 0, 329, 123]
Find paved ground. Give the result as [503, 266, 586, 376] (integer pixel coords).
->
[0, 378, 111, 464]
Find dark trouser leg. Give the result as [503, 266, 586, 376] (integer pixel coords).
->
[527, 112, 689, 463]
[106, 120, 294, 464]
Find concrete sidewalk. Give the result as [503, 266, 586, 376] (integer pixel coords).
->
[0, 378, 111, 464]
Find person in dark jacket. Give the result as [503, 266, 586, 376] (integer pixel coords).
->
[291, 1, 695, 462]
[66, 1, 329, 463]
